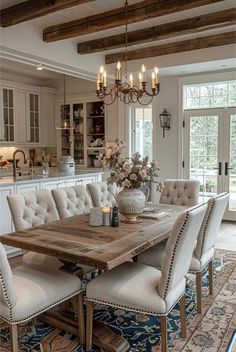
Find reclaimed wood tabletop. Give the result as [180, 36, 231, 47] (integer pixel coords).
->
[0, 204, 186, 270]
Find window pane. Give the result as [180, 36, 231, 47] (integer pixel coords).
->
[3, 108, 8, 125]
[35, 113, 39, 127]
[35, 95, 39, 111]
[9, 126, 14, 141]
[35, 128, 39, 142]
[8, 90, 13, 107]
[214, 83, 227, 96]
[3, 89, 8, 107]
[132, 106, 152, 160]
[228, 95, 236, 106]
[30, 112, 34, 127]
[9, 109, 13, 125]
[30, 94, 34, 111]
[200, 85, 213, 97]
[228, 82, 236, 95]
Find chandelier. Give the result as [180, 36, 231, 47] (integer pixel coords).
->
[96, 0, 160, 105]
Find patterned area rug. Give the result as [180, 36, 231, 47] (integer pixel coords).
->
[0, 249, 235, 352]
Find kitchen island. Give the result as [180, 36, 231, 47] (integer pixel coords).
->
[0, 169, 104, 257]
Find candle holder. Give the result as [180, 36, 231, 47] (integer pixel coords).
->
[90, 208, 103, 227]
[102, 207, 111, 226]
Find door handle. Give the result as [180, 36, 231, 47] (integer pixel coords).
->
[213, 162, 222, 176]
[225, 162, 232, 176]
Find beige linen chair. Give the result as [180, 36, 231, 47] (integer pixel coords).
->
[7, 189, 94, 275]
[0, 243, 85, 352]
[87, 182, 117, 207]
[7, 189, 62, 268]
[138, 193, 229, 313]
[86, 203, 207, 352]
[159, 179, 200, 206]
[52, 185, 92, 219]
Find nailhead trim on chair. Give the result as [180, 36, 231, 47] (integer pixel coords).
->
[162, 212, 189, 300]
[86, 293, 184, 317]
[198, 199, 215, 259]
[0, 273, 14, 321]
[0, 288, 84, 324]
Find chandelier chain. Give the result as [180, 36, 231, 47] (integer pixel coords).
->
[96, 0, 160, 105]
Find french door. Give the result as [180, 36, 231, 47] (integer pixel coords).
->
[183, 108, 236, 221]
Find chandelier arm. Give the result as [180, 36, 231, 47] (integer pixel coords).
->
[137, 95, 154, 106]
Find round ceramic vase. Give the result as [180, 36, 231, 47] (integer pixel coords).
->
[117, 188, 146, 223]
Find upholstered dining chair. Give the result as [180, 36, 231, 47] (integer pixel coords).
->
[7, 189, 94, 275]
[87, 181, 117, 207]
[86, 203, 207, 352]
[138, 193, 229, 314]
[0, 243, 85, 352]
[52, 185, 92, 219]
[159, 179, 200, 206]
[7, 189, 61, 268]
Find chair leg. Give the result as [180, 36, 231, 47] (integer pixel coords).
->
[160, 315, 167, 352]
[179, 295, 187, 338]
[208, 260, 213, 295]
[86, 301, 94, 352]
[72, 293, 85, 345]
[196, 272, 202, 314]
[10, 324, 18, 352]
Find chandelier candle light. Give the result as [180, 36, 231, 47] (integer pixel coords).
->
[96, 0, 160, 105]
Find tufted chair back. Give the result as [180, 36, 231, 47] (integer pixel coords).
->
[0, 243, 16, 308]
[194, 192, 229, 260]
[87, 182, 116, 207]
[159, 179, 200, 206]
[107, 183, 122, 199]
[158, 203, 207, 303]
[52, 185, 92, 219]
[7, 189, 60, 231]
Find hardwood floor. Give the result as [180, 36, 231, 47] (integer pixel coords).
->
[215, 221, 236, 251]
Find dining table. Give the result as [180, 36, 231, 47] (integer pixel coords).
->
[0, 203, 186, 352]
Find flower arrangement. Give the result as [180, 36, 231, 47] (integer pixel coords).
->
[107, 152, 163, 190]
[98, 139, 125, 168]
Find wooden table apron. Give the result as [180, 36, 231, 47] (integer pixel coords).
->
[0, 205, 185, 270]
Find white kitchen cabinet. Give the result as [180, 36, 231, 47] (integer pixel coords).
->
[40, 87, 56, 147]
[16, 89, 40, 145]
[41, 180, 61, 190]
[0, 86, 15, 143]
[15, 182, 40, 193]
[0, 185, 14, 235]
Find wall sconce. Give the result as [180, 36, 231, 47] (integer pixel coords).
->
[159, 108, 171, 138]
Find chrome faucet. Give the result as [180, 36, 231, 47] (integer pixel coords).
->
[13, 149, 27, 179]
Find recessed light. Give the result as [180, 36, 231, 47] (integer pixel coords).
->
[221, 64, 227, 67]
[36, 64, 44, 71]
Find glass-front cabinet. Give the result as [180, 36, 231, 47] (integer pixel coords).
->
[1, 87, 14, 142]
[57, 98, 105, 168]
[29, 93, 39, 143]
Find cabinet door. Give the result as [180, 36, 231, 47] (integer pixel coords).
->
[1, 88, 15, 143]
[43, 93, 56, 146]
[17, 90, 28, 143]
[29, 93, 40, 143]
[80, 175, 98, 185]
[41, 180, 61, 191]
[61, 179, 76, 187]
[16, 182, 40, 193]
[0, 186, 14, 235]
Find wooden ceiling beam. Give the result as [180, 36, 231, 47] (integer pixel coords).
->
[43, 0, 225, 42]
[0, 0, 95, 27]
[105, 31, 236, 64]
[77, 8, 236, 54]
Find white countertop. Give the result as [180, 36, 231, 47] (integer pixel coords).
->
[0, 168, 104, 186]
